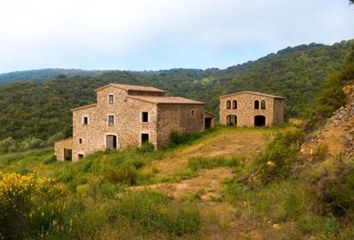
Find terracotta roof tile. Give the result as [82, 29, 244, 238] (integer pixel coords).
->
[219, 91, 285, 99]
[95, 83, 165, 93]
[127, 96, 204, 105]
[71, 103, 97, 111]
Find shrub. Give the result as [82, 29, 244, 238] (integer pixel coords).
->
[47, 132, 65, 146]
[255, 129, 304, 184]
[105, 167, 137, 185]
[136, 142, 155, 153]
[313, 161, 354, 217]
[0, 173, 66, 239]
[170, 131, 203, 146]
[44, 155, 57, 164]
[19, 137, 45, 151]
[0, 137, 17, 153]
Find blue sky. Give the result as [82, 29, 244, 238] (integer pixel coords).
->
[0, 0, 352, 73]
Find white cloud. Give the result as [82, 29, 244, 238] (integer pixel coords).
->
[0, 0, 352, 72]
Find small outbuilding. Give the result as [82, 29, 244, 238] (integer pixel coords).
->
[219, 91, 285, 127]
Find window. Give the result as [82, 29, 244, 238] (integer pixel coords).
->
[142, 112, 149, 122]
[83, 116, 89, 125]
[78, 154, 84, 160]
[232, 100, 237, 109]
[254, 100, 260, 109]
[191, 110, 195, 117]
[108, 94, 114, 104]
[108, 115, 115, 126]
[141, 133, 149, 144]
[226, 100, 231, 109]
[79, 138, 82, 144]
[261, 100, 266, 109]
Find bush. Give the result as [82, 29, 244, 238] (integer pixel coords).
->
[105, 167, 137, 185]
[19, 137, 45, 151]
[0, 137, 17, 153]
[113, 190, 201, 236]
[255, 129, 304, 184]
[313, 161, 354, 216]
[47, 132, 65, 146]
[0, 173, 66, 239]
[170, 131, 203, 146]
[44, 155, 58, 164]
[136, 142, 155, 153]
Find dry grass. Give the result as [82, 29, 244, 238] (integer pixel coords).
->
[152, 128, 270, 176]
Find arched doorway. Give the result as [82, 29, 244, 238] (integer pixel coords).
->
[254, 115, 266, 127]
[227, 115, 237, 126]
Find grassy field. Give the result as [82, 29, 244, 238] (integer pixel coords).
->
[0, 126, 353, 239]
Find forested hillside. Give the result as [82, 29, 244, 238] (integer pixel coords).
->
[0, 68, 105, 84]
[0, 40, 352, 144]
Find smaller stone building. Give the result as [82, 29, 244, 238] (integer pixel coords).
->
[55, 83, 214, 161]
[219, 91, 284, 127]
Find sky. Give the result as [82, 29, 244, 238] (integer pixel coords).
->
[0, 0, 353, 73]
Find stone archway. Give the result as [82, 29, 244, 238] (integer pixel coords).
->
[254, 115, 266, 127]
[227, 115, 237, 126]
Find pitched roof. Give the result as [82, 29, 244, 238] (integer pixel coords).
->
[95, 83, 165, 93]
[71, 103, 97, 111]
[127, 96, 204, 105]
[219, 91, 285, 99]
[204, 111, 216, 117]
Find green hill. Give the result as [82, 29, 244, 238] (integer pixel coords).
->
[0, 40, 352, 143]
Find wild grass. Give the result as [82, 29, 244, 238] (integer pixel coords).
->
[187, 156, 241, 171]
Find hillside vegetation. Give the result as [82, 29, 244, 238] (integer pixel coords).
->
[0, 40, 352, 147]
[0, 125, 353, 240]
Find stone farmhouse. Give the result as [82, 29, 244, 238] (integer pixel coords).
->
[55, 83, 215, 161]
[219, 91, 284, 127]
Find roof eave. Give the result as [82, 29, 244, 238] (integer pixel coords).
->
[219, 91, 285, 99]
[71, 103, 97, 111]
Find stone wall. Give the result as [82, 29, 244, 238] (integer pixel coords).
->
[273, 98, 285, 125]
[71, 86, 157, 161]
[157, 104, 204, 148]
[54, 138, 73, 161]
[220, 93, 283, 127]
[55, 84, 208, 161]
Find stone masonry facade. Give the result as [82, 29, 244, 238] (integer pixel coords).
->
[219, 91, 284, 127]
[55, 83, 212, 161]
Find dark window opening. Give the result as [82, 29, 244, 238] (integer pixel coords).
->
[109, 94, 114, 104]
[226, 115, 237, 126]
[226, 100, 231, 109]
[106, 135, 117, 150]
[254, 100, 260, 109]
[261, 100, 266, 109]
[79, 138, 82, 144]
[254, 115, 266, 127]
[78, 154, 84, 160]
[108, 115, 115, 126]
[141, 133, 149, 144]
[191, 110, 195, 117]
[142, 112, 149, 122]
[232, 100, 237, 109]
[64, 149, 72, 161]
[205, 118, 212, 129]
[83, 117, 89, 125]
